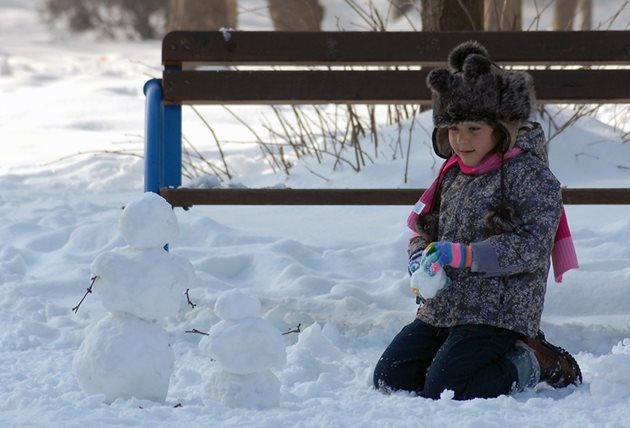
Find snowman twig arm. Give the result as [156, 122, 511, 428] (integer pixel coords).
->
[282, 323, 302, 335]
[185, 328, 209, 336]
[185, 288, 196, 309]
[72, 276, 99, 314]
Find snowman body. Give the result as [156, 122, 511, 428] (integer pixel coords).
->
[201, 289, 286, 409]
[72, 313, 174, 403]
[73, 193, 194, 403]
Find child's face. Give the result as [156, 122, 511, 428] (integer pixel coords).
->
[448, 122, 497, 167]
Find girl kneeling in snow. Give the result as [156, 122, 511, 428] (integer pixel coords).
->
[373, 41, 582, 400]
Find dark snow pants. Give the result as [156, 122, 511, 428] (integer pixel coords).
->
[373, 319, 520, 400]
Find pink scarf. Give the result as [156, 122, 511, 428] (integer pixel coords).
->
[407, 150, 578, 283]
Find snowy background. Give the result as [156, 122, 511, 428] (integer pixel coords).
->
[1, 0, 630, 427]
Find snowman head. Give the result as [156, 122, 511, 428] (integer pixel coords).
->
[119, 192, 178, 249]
[215, 289, 261, 321]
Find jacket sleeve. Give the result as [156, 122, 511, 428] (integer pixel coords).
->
[470, 161, 563, 277]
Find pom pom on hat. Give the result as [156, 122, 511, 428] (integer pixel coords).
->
[447, 40, 489, 72]
[462, 54, 492, 78]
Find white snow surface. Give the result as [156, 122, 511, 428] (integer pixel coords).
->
[2, 0, 630, 427]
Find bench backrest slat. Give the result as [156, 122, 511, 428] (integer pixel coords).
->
[163, 31, 630, 66]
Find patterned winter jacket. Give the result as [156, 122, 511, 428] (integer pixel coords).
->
[410, 122, 562, 337]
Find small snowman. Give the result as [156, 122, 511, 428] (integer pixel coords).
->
[200, 289, 286, 409]
[73, 192, 195, 404]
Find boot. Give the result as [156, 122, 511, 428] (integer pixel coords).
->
[521, 330, 582, 388]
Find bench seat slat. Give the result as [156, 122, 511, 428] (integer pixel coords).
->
[163, 31, 630, 66]
[159, 188, 630, 207]
[163, 69, 630, 104]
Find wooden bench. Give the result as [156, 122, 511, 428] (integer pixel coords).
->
[143, 31, 630, 208]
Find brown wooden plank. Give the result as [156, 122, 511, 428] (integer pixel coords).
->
[159, 188, 630, 207]
[162, 69, 630, 104]
[160, 188, 424, 206]
[561, 188, 630, 205]
[163, 31, 630, 66]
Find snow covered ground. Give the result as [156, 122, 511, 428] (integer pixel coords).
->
[1, 1, 630, 427]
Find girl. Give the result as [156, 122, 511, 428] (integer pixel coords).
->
[373, 41, 581, 400]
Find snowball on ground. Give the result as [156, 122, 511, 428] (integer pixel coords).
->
[201, 317, 286, 375]
[214, 288, 262, 321]
[205, 368, 280, 409]
[280, 323, 343, 386]
[91, 246, 194, 321]
[72, 313, 174, 404]
[119, 192, 178, 249]
[589, 339, 630, 399]
[289, 322, 342, 360]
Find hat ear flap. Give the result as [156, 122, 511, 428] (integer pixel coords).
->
[432, 127, 452, 159]
[499, 72, 535, 121]
[426, 68, 452, 94]
[493, 123, 511, 153]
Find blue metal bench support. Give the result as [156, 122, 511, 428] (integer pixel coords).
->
[143, 78, 182, 194]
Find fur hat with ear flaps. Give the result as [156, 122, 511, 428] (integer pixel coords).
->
[427, 41, 536, 158]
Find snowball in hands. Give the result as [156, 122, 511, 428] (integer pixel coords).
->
[410, 266, 449, 299]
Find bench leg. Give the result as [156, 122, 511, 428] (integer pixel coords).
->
[144, 78, 164, 194]
[163, 103, 182, 190]
[143, 79, 182, 194]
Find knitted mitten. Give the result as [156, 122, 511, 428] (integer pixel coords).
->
[421, 241, 472, 273]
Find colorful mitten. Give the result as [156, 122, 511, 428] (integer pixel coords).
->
[408, 249, 423, 276]
[420, 241, 472, 274]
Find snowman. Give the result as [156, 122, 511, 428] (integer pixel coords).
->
[73, 192, 195, 404]
[200, 289, 286, 409]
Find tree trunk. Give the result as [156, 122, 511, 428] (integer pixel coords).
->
[552, 0, 576, 30]
[421, 0, 484, 31]
[484, 0, 521, 31]
[267, 0, 324, 31]
[579, 0, 592, 30]
[390, 0, 417, 20]
[167, 0, 237, 32]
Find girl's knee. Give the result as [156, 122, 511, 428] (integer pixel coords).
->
[422, 370, 451, 399]
[373, 356, 421, 393]
[372, 357, 397, 392]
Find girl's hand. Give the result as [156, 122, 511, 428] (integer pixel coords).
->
[421, 241, 473, 273]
